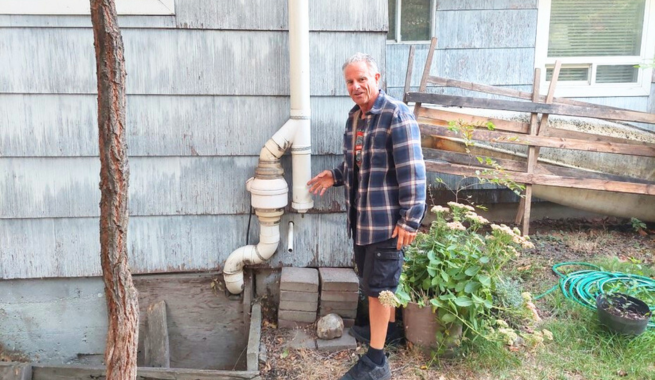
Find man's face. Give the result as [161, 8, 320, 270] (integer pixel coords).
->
[344, 61, 380, 110]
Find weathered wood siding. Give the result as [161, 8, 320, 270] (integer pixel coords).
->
[0, 0, 385, 281]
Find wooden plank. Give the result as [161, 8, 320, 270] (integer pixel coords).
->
[517, 68, 543, 230]
[423, 148, 655, 183]
[408, 92, 655, 124]
[418, 107, 530, 134]
[414, 37, 438, 115]
[424, 161, 655, 195]
[144, 301, 170, 368]
[0, 362, 32, 380]
[31, 365, 260, 380]
[419, 124, 655, 157]
[542, 127, 655, 147]
[402, 45, 415, 104]
[246, 304, 262, 372]
[424, 76, 643, 113]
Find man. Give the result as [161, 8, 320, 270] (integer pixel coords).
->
[307, 53, 426, 380]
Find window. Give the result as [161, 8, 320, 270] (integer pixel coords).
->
[535, 0, 655, 97]
[0, 0, 175, 15]
[388, 0, 435, 43]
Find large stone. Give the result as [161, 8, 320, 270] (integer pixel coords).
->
[316, 313, 344, 340]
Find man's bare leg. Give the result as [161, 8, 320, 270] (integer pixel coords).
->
[368, 296, 391, 349]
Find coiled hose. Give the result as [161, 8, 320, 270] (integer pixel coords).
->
[535, 262, 655, 329]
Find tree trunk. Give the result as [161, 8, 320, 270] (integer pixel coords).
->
[90, 1, 139, 379]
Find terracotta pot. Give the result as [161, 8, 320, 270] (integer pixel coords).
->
[402, 302, 462, 357]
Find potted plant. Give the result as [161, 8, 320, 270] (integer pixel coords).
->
[394, 202, 534, 356]
[596, 292, 651, 335]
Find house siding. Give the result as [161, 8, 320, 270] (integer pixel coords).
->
[0, 1, 384, 280]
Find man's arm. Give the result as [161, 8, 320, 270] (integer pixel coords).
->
[390, 109, 427, 233]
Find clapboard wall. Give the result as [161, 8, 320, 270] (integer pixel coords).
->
[386, 0, 655, 114]
[0, 0, 387, 280]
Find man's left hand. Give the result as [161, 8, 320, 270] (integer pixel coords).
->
[392, 225, 416, 250]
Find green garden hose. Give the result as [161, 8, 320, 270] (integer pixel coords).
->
[534, 262, 655, 329]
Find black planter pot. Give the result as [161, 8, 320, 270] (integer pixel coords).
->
[596, 293, 651, 335]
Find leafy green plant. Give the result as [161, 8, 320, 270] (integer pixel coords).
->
[395, 202, 535, 351]
[446, 119, 526, 196]
[630, 217, 647, 233]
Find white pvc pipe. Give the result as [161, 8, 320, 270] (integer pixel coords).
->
[287, 221, 294, 253]
[289, 0, 313, 213]
[223, 0, 313, 294]
[224, 223, 280, 294]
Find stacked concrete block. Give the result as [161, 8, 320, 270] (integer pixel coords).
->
[278, 267, 318, 329]
[318, 268, 359, 328]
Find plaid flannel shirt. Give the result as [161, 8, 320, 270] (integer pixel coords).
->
[331, 90, 427, 246]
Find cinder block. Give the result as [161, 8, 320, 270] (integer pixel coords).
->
[320, 300, 358, 310]
[319, 307, 357, 319]
[278, 319, 313, 329]
[281, 267, 319, 293]
[320, 291, 359, 303]
[281, 290, 319, 303]
[319, 268, 359, 292]
[279, 299, 318, 312]
[278, 309, 317, 323]
[316, 328, 357, 352]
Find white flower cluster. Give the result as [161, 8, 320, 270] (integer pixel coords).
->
[431, 205, 450, 214]
[447, 201, 475, 212]
[378, 290, 400, 307]
[446, 221, 467, 231]
[464, 211, 489, 225]
[490, 224, 535, 249]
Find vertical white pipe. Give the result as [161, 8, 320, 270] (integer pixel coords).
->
[289, 0, 313, 213]
[287, 221, 294, 252]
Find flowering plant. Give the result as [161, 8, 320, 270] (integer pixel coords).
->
[395, 202, 534, 343]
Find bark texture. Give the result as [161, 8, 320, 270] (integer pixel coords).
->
[90, 1, 139, 379]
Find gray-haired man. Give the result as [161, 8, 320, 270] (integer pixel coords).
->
[308, 53, 426, 380]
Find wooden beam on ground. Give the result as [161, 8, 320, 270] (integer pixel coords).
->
[0, 362, 32, 380]
[419, 124, 655, 157]
[31, 365, 261, 380]
[402, 44, 415, 104]
[418, 107, 530, 134]
[144, 300, 170, 368]
[407, 92, 655, 125]
[246, 304, 262, 372]
[424, 161, 655, 195]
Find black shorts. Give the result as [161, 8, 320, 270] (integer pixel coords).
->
[354, 238, 403, 298]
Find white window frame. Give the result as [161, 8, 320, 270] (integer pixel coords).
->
[0, 0, 175, 16]
[387, 0, 436, 44]
[535, 0, 655, 97]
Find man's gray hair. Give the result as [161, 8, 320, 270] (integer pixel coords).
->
[342, 53, 379, 74]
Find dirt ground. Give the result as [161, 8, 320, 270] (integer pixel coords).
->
[259, 217, 655, 380]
